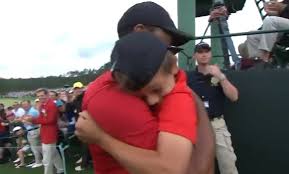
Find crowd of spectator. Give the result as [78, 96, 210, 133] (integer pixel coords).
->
[0, 81, 90, 173]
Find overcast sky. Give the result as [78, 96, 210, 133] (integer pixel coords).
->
[0, 0, 262, 78]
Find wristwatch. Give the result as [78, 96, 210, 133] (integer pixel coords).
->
[219, 73, 227, 81]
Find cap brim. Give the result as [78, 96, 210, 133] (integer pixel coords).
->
[195, 47, 211, 53]
[168, 46, 183, 54]
[163, 27, 193, 46]
[13, 126, 22, 132]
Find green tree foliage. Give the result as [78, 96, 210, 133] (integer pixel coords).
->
[0, 62, 112, 94]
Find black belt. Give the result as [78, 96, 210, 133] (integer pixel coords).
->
[209, 115, 224, 121]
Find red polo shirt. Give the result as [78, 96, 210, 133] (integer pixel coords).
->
[83, 71, 197, 174]
[0, 121, 5, 133]
[32, 99, 59, 144]
[157, 70, 197, 143]
[83, 71, 158, 174]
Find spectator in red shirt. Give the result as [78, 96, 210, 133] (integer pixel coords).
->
[0, 104, 10, 139]
[24, 88, 64, 174]
[76, 32, 213, 174]
[0, 116, 11, 164]
[0, 116, 9, 142]
[76, 2, 215, 174]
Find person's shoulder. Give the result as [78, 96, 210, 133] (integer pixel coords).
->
[85, 71, 144, 105]
[164, 90, 194, 108]
[18, 108, 25, 112]
[185, 70, 199, 82]
[185, 68, 199, 74]
[84, 71, 114, 98]
[169, 70, 193, 95]
[88, 84, 147, 107]
[75, 92, 85, 102]
[162, 71, 196, 110]
[185, 69, 197, 75]
[86, 83, 151, 118]
[88, 71, 113, 88]
[47, 99, 58, 108]
[54, 99, 64, 107]
[30, 107, 39, 114]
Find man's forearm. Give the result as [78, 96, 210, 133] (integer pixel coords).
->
[96, 131, 192, 174]
[99, 134, 164, 174]
[220, 79, 238, 102]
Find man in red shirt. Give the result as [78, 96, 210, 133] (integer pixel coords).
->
[24, 88, 64, 174]
[76, 2, 215, 174]
[0, 119, 10, 163]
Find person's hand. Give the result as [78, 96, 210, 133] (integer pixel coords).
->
[75, 111, 105, 144]
[22, 119, 32, 125]
[209, 6, 228, 21]
[208, 65, 224, 79]
[22, 115, 33, 123]
[265, 2, 287, 15]
[13, 117, 22, 123]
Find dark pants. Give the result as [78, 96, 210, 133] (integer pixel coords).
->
[0, 132, 12, 163]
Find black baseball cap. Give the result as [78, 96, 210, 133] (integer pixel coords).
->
[194, 42, 211, 53]
[117, 1, 193, 46]
[111, 32, 181, 90]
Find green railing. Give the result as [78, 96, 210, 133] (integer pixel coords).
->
[192, 29, 289, 40]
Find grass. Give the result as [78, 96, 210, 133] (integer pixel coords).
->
[0, 143, 94, 174]
[0, 161, 43, 174]
[0, 98, 20, 107]
[0, 158, 94, 174]
[0, 97, 35, 107]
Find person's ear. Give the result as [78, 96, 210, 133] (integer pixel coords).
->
[171, 55, 179, 75]
[133, 24, 146, 32]
[192, 53, 196, 60]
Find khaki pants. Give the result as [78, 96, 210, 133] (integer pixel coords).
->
[27, 129, 42, 164]
[211, 117, 238, 174]
[42, 143, 64, 174]
[247, 16, 289, 58]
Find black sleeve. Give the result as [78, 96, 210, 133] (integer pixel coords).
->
[64, 102, 73, 113]
[75, 92, 85, 113]
[72, 92, 85, 121]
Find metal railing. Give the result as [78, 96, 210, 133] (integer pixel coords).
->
[192, 29, 289, 40]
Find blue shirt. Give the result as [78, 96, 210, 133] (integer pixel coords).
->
[24, 107, 39, 130]
[54, 99, 64, 107]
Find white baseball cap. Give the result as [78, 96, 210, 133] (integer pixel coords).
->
[13, 126, 22, 132]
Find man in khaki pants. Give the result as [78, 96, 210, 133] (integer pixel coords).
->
[22, 100, 42, 168]
[187, 42, 239, 174]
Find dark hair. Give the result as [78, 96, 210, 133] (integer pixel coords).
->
[22, 100, 31, 104]
[113, 52, 177, 92]
[49, 90, 58, 97]
[7, 106, 14, 111]
[35, 88, 49, 95]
